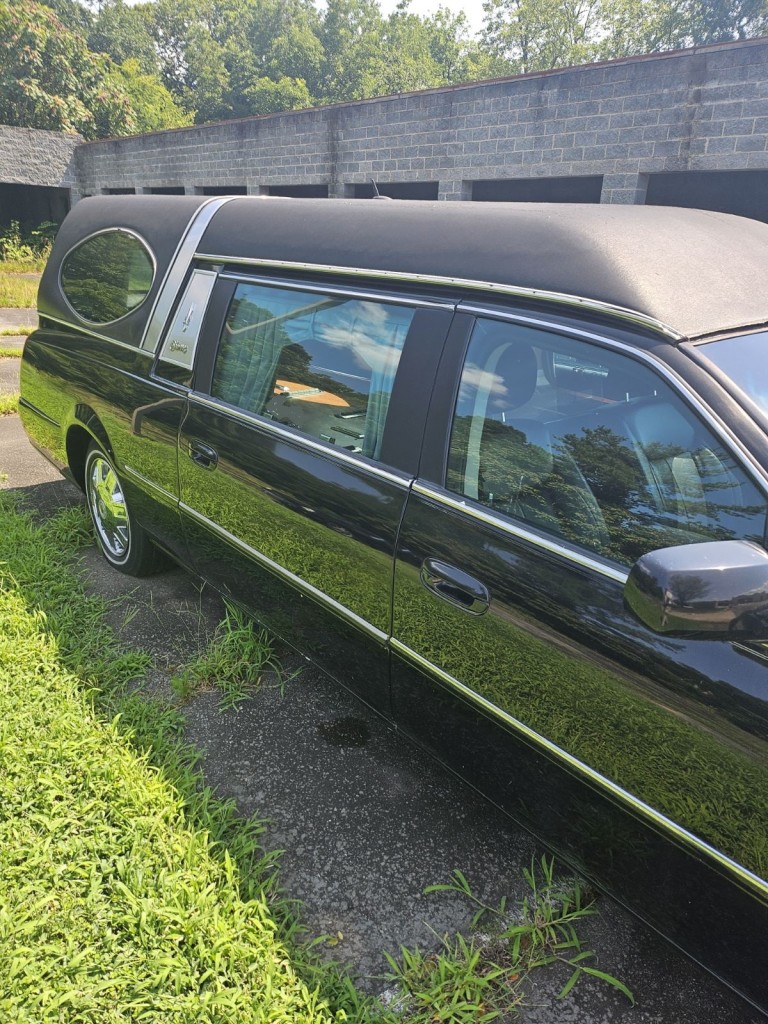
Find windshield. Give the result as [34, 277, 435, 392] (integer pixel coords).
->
[699, 330, 768, 416]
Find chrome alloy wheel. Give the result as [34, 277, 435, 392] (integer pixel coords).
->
[87, 453, 130, 562]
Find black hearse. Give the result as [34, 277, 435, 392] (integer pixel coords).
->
[20, 196, 768, 1012]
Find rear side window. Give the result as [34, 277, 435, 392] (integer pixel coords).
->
[60, 229, 155, 326]
[447, 318, 767, 567]
[211, 282, 415, 460]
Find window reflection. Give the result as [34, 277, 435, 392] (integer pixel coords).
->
[212, 284, 414, 460]
[61, 230, 154, 326]
[448, 321, 766, 566]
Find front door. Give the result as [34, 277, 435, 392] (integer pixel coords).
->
[392, 311, 768, 1005]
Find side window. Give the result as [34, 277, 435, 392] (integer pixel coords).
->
[211, 283, 415, 460]
[447, 319, 767, 567]
[60, 229, 155, 327]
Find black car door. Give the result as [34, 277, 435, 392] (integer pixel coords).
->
[391, 308, 768, 1007]
[178, 272, 453, 713]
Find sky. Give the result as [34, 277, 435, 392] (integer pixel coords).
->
[376, 0, 485, 37]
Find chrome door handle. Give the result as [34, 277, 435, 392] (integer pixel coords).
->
[420, 558, 490, 615]
[188, 439, 218, 469]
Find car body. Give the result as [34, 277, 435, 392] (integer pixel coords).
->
[20, 195, 768, 1012]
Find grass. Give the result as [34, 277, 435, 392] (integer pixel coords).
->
[0, 328, 32, 339]
[0, 392, 19, 415]
[0, 495, 371, 1022]
[0, 347, 23, 358]
[385, 858, 633, 1022]
[0, 256, 46, 273]
[0, 270, 40, 308]
[172, 601, 290, 710]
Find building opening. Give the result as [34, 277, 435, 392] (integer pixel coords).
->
[0, 183, 70, 231]
[350, 181, 439, 200]
[266, 184, 329, 198]
[200, 186, 248, 195]
[471, 176, 604, 203]
[646, 170, 768, 223]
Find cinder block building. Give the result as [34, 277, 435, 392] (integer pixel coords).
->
[3, 37, 768, 225]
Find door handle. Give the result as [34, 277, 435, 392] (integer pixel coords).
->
[420, 558, 490, 615]
[188, 439, 218, 469]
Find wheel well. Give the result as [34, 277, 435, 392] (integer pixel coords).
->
[66, 413, 112, 492]
[65, 426, 92, 491]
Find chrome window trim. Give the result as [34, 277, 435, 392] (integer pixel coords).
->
[456, 304, 768, 500]
[38, 312, 154, 356]
[218, 271, 455, 310]
[180, 502, 389, 644]
[58, 227, 157, 328]
[195, 253, 682, 340]
[412, 482, 629, 584]
[390, 637, 768, 899]
[188, 391, 412, 489]
[122, 463, 178, 506]
[141, 198, 238, 353]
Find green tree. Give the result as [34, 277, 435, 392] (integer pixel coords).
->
[237, 74, 312, 116]
[318, 0, 385, 102]
[421, 7, 497, 84]
[150, 0, 318, 122]
[690, 0, 768, 41]
[481, 0, 601, 74]
[483, 0, 768, 70]
[116, 59, 192, 132]
[39, 0, 92, 33]
[227, 0, 322, 116]
[0, 0, 134, 138]
[89, 0, 160, 76]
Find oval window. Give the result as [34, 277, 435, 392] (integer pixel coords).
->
[60, 230, 155, 324]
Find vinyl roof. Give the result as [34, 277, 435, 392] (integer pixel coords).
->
[41, 196, 768, 343]
[199, 198, 768, 340]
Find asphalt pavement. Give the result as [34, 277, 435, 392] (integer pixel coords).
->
[0, 321, 763, 1022]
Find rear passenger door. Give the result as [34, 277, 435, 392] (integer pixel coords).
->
[391, 310, 768, 984]
[178, 274, 452, 713]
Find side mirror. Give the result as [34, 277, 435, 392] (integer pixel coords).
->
[624, 540, 768, 641]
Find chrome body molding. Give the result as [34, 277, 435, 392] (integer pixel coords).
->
[218, 271, 456, 309]
[18, 397, 60, 428]
[196, 253, 683, 341]
[122, 463, 178, 506]
[141, 198, 238, 353]
[390, 636, 768, 900]
[188, 392, 413, 488]
[179, 502, 389, 644]
[412, 482, 629, 584]
[37, 313, 155, 357]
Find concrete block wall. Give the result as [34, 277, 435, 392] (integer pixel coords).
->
[67, 38, 768, 204]
[0, 126, 82, 188]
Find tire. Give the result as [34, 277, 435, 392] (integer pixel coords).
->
[84, 442, 161, 576]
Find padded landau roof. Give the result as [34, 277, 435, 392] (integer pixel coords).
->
[38, 195, 210, 350]
[199, 198, 768, 341]
[40, 196, 768, 343]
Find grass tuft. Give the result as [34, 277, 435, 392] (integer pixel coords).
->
[385, 857, 633, 1021]
[172, 601, 288, 710]
[0, 392, 19, 415]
